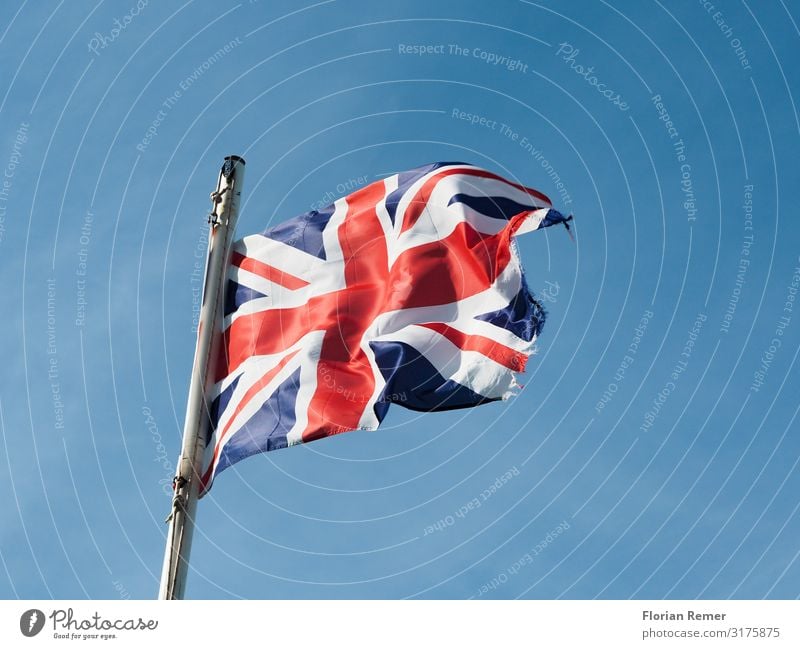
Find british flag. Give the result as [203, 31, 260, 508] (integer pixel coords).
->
[199, 162, 570, 494]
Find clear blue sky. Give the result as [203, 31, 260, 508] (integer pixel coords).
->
[1, 0, 798, 599]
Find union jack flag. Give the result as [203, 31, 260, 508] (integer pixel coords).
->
[199, 162, 570, 494]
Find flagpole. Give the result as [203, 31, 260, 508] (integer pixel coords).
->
[158, 155, 246, 600]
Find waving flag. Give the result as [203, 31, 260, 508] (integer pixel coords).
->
[199, 162, 569, 494]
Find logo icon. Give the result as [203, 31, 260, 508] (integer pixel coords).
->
[20, 609, 45, 637]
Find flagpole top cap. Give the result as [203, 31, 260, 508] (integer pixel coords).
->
[224, 155, 245, 165]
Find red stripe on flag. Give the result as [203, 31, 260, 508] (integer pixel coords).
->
[300, 181, 390, 441]
[418, 322, 528, 371]
[232, 250, 309, 290]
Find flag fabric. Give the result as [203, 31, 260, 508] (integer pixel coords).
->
[199, 162, 569, 494]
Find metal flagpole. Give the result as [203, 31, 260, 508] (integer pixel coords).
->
[158, 155, 246, 600]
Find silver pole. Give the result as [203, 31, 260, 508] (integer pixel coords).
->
[158, 155, 246, 600]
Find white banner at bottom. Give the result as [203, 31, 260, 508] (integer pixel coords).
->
[0, 600, 796, 648]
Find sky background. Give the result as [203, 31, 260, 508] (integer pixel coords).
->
[0, 0, 799, 600]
